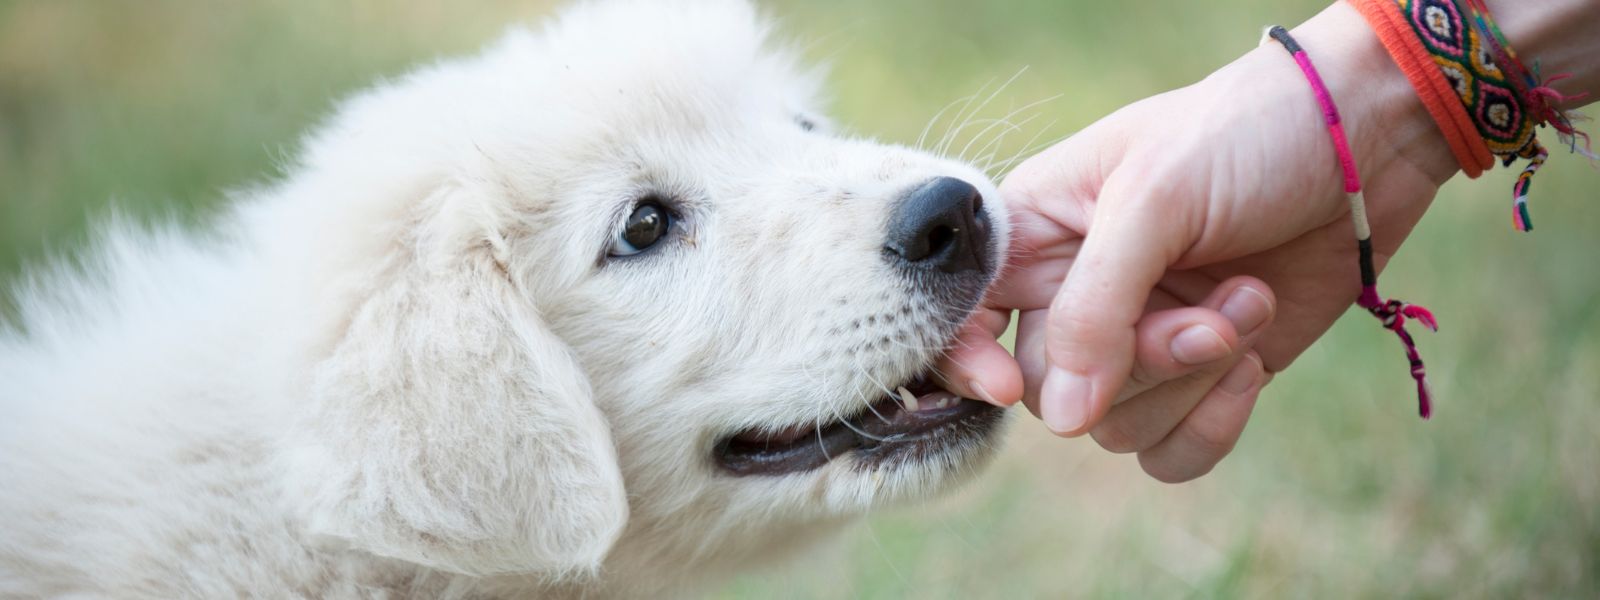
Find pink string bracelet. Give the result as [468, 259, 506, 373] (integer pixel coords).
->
[1266, 25, 1439, 419]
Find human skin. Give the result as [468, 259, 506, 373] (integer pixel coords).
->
[940, 0, 1600, 482]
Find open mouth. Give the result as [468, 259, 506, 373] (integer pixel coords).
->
[712, 372, 1006, 477]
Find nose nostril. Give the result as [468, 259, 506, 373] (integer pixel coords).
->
[926, 224, 956, 256]
[886, 177, 988, 272]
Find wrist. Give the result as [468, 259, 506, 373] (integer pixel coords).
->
[1485, 0, 1600, 104]
[1289, 2, 1460, 190]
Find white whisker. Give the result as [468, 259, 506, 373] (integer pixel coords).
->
[937, 66, 1028, 158]
[957, 93, 1060, 162]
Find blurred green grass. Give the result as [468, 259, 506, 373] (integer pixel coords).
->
[3, 1, 1597, 597]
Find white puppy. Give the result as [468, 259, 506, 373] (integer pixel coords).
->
[0, 0, 1011, 597]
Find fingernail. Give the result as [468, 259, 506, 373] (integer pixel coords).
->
[1170, 325, 1231, 366]
[1040, 367, 1092, 434]
[1220, 287, 1272, 337]
[968, 379, 1003, 407]
[1219, 354, 1262, 394]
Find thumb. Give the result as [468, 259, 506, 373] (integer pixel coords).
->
[1038, 194, 1182, 436]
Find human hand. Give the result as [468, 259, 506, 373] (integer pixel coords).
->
[940, 2, 1460, 482]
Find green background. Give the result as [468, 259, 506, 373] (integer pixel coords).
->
[3, 1, 1596, 597]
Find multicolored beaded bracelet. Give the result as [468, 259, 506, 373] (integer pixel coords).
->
[1265, 25, 1439, 419]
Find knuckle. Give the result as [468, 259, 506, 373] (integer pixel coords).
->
[998, 176, 1042, 209]
[976, 309, 1011, 335]
[1046, 309, 1113, 351]
[1124, 364, 1161, 394]
[1090, 421, 1147, 454]
[1184, 420, 1240, 458]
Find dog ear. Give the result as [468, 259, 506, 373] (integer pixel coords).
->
[281, 190, 627, 578]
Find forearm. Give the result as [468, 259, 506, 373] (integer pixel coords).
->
[1488, 0, 1600, 102]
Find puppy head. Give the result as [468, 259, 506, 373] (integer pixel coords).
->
[276, 0, 1011, 586]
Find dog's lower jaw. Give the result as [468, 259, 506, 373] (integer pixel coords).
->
[519, 413, 1011, 599]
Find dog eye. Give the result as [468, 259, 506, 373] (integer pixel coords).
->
[609, 201, 670, 257]
[795, 115, 816, 132]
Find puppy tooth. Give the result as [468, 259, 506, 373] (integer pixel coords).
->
[898, 386, 919, 412]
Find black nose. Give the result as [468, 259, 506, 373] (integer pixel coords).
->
[884, 177, 991, 273]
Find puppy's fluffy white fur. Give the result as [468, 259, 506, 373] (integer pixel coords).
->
[0, 1, 1010, 597]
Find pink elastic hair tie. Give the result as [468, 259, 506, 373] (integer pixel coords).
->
[1266, 25, 1439, 419]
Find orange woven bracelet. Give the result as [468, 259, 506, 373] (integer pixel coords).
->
[1349, 0, 1494, 177]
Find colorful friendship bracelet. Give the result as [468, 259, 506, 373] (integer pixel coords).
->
[1367, 0, 1594, 231]
[1266, 25, 1439, 419]
[1351, 0, 1493, 177]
